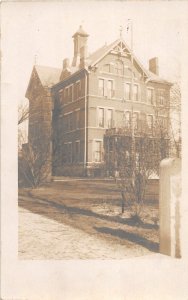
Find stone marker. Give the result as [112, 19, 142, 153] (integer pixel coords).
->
[159, 158, 181, 258]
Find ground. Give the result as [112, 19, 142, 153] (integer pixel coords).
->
[18, 179, 159, 259]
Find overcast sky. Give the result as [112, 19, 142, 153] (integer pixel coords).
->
[1, 1, 187, 107]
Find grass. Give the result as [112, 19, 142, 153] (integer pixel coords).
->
[19, 179, 159, 254]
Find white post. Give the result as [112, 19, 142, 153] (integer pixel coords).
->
[159, 158, 181, 258]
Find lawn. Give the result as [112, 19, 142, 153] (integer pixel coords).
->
[19, 179, 159, 258]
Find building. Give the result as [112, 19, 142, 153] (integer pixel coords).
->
[25, 25, 172, 178]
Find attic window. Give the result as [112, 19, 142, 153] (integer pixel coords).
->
[103, 64, 110, 73]
[114, 61, 123, 75]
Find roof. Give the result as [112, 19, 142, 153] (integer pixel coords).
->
[34, 65, 61, 87]
[86, 38, 172, 85]
[146, 70, 171, 84]
[87, 39, 122, 66]
[72, 25, 89, 38]
[30, 37, 171, 90]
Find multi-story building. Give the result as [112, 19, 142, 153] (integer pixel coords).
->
[25, 25, 172, 177]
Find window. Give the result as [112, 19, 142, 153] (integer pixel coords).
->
[125, 83, 131, 100]
[69, 85, 73, 102]
[65, 87, 69, 101]
[64, 113, 73, 132]
[64, 115, 68, 131]
[133, 112, 139, 130]
[103, 64, 110, 73]
[98, 108, 104, 127]
[75, 110, 80, 129]
[63, 143, 68, 163]
[69, 113, 73, 131]
[94, 141, 102, 162]
[135, 152, 140, 167]
[147, 88, 154, 105]
[59, 89, 64, 104]
[125, 150, 130, 163]
[147, 115, 153, 131]
[75, 81, 81, 100]
[68, 143, 72, 163]
[133, 84, 139, 101]
[115, 61, 123, 75]
[99, 79, 105, 96]
[64, 142, 72, 163]
[158, 116, 167, 129]
[107, 80, 113, 98]
[140, 113, 146, 130]
[158, 89, 165, 106]
[75, 141, 80, 162]
[124, 111, 131, 128]
[107, 109, 113, 128]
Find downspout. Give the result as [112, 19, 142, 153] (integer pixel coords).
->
[84, 70, 88, 176]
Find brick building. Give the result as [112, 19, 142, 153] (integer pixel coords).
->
[25, 25, 172, 177]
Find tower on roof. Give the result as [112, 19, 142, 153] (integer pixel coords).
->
[72, 25, 89, 67]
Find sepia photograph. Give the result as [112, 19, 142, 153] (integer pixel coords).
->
[17, 3, 181, 260]
[1, 1, 188, 299]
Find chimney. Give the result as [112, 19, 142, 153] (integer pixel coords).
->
[80, 45, 88, 68]
[60, 58, 71, 81]
[63, 58, 70, 70]
[80, 45, 88, 59]
[149, 57, 159, 75]
[72, 25, 89, 67]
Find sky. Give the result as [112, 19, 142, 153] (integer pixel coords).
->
[1, 1, 187, 109]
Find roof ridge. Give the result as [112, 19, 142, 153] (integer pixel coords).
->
[35, 64, 61, 71]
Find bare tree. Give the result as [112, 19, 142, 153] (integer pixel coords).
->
[104, 114, 169, 220]
[19, 130, 52, 188]
[18, 99, 53, 188]
[169, 83, 181, 158]
[18, 102, 29, 125]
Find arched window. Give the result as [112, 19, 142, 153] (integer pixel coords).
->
[114, 60, 124, 75]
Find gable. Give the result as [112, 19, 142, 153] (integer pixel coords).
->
[35, 65, 61, 87]
[25, 68, 44, 100]
[25, 65, 62, 100]
[87, 38, 171, 85]
[95, 51, 144, 82]
[88, 38, 148, 78]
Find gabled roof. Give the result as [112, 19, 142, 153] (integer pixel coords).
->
[87, 39, 122, 67]
[86, 38, 171, 85]
[34, 65, 61, 87]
